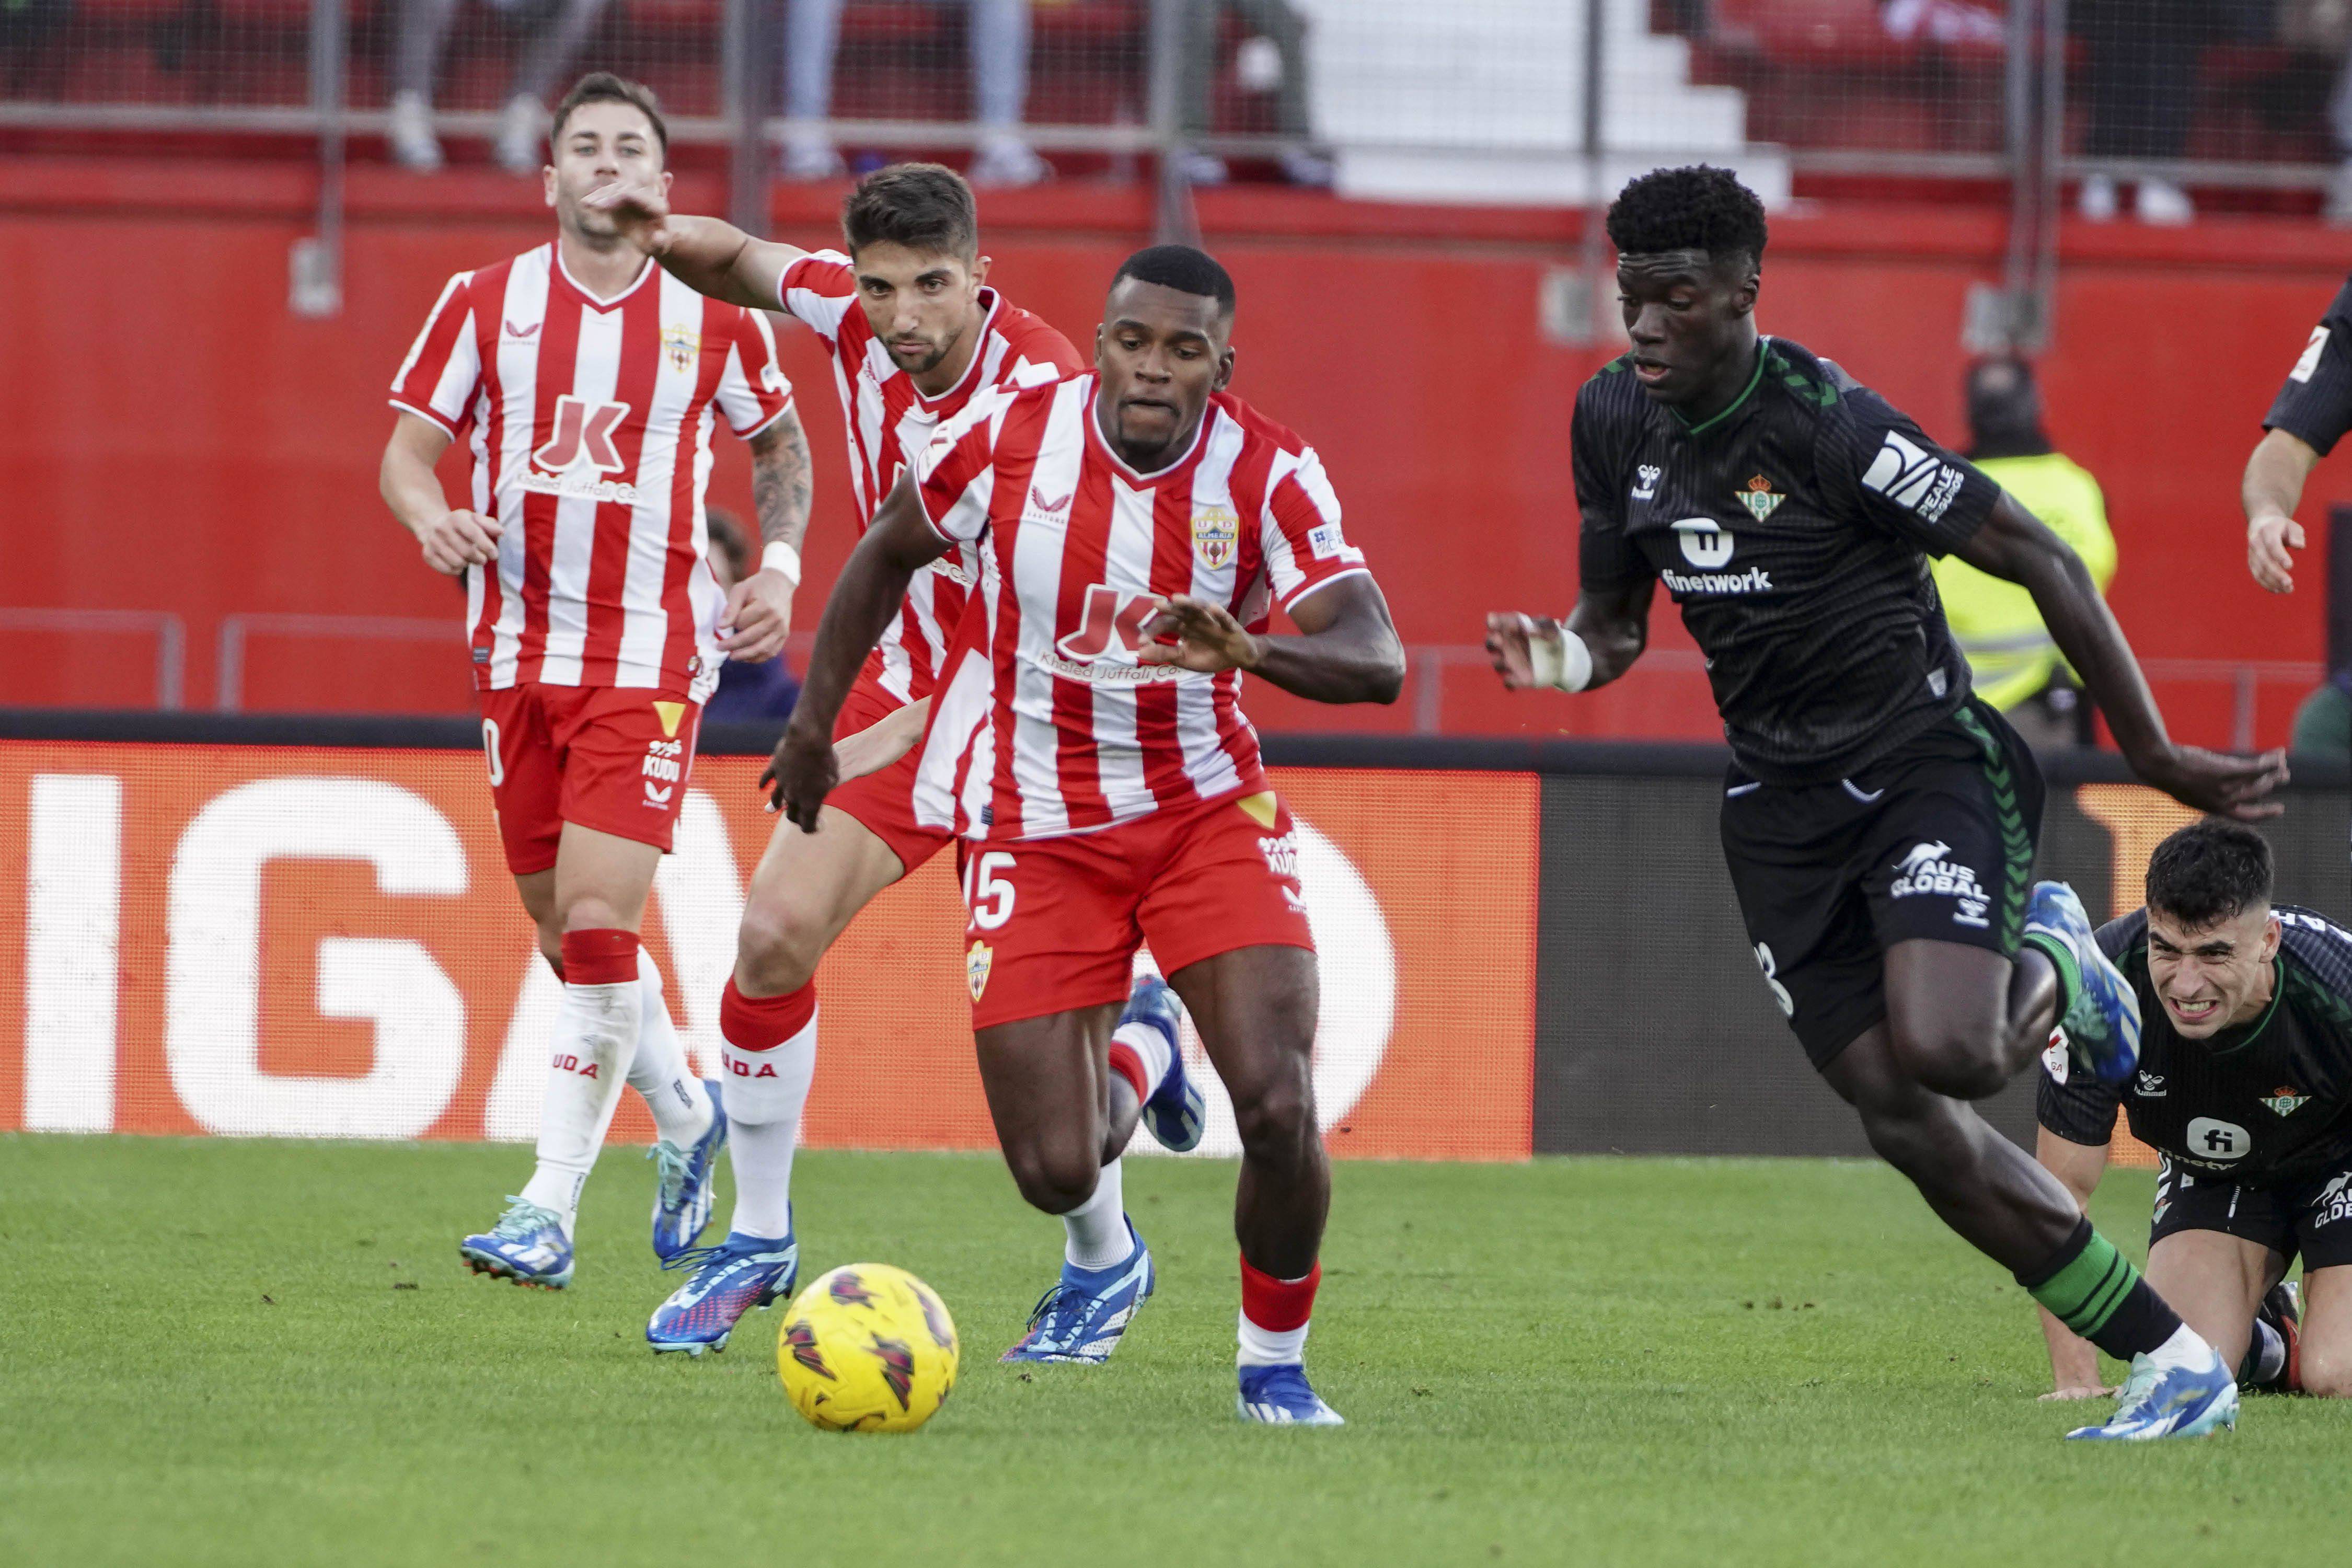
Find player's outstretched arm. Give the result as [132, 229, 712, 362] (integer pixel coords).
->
[379, 410, 501, 575]
[1953, 492, 2288, 820]
[582, 178, 806, 313]
[2242, 428, 2321, 594]
[1138, 575, 1405, 705]
[719, 408, 814, 664]
[765, 472, 951, 829]
[1484, 580, 1655, 695]
[2031, 1128, 2115, 1400]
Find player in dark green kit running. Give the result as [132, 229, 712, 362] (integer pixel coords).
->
[1486, 165, 2287, 1440]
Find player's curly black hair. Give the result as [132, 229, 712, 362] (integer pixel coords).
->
[1605, 165, 1768, 266]
[2147, 819, 2274, 928]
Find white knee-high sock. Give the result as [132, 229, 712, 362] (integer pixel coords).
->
[627, 953, 712, 1148]
[719, 979, 820, 1241]
[519, 933, 643, 1237]
[1063, 1156, 1131, 1270]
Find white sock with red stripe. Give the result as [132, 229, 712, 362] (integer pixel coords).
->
[1108, 1018, 1172, 1103]
[627, 953, 712, 1148]
[718, 977, 820, 1241]
[1062, 1158, 1132, 1271]
[1238, 1255, 1321, 1366]
[518, 929, 643, 1238]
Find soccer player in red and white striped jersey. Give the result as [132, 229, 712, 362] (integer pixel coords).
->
[378, 75, 815, 1293]
[586, 165, 1099, 1354]
[773, 246, 1405, 1422]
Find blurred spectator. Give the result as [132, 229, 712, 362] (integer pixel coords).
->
[780, 0, 1045, 187]
[1930, 357, 2117, 751]
[2073, 0, 2206, 224]
[2291, 672, 2352, 755]
[1878, 0, 2004, 48]
[389, 0, 614, 176]
[1175, 1, 1332, 189]
[703, 509, 802, 723]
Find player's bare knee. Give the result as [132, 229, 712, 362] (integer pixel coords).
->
[1229, 1064, 1318, 1168]
[733, 896, 825, 994]
[1004, 1144, 1099, 1216]
[2301, 1345, 2352, 1398]
[559, 895, 630, 936]
[1887, 1023, 2005, 1102]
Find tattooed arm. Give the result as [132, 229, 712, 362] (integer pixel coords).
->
[720, 406, 813, 662]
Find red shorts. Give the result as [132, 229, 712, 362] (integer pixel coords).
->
[825, 673, 956, 875]
[478, 683, 702, 875]
[960, 788, 1315, 1029]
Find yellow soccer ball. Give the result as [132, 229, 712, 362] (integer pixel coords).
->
[776, 1263, 959, 1433]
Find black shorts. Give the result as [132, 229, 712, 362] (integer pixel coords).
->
[1720, 698, 2045, 1068]
[2152, 1155, 2352, 1271]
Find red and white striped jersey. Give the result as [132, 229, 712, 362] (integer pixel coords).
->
[390, 244, 792, 700]
[776, 252, 1082, 704]
[907, 374, 1372, 842]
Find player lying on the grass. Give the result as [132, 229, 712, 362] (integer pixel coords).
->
[377, 74, 812, 1289]
[773, 245, 1405, 1423]
[583, 164, 1182, 1356]
[2035, 819, 2352, 1402]
[1485, 165, 2287, 1442]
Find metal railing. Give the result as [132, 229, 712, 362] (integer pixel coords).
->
[213, 613, 453, 712]
[0, 609, 187, 710]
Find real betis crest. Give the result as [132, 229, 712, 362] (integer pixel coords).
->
[2260, 1085, 2312, 1117]
[1736, 473, 1784, 522]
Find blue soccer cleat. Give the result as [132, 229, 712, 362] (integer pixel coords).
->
[2026, 881, 2141, 1087]
[646, 1227, 799, 1356]
[2066, 1339, 2238, 1441]
[1000, 1220, 1155, 1364]
[648, 1079, 728, 1262]
[1123, 975, 1204, 1152]
[459, 1197, 573, 1289]
[1237, 1363, 1345, 1427]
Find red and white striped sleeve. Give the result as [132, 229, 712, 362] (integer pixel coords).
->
[1259, 445, 1368, 609]
[776, 250, 860, 343]
[915, 385, 1018, 543]
[389, 271, 481, 435]
[713, 308, 794, 436]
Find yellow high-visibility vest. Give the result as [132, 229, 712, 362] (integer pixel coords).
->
[1931, 452, 2117, 712]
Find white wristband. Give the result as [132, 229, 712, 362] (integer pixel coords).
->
[1523, 616, 1593, 693]
[759, 540, 803, 585]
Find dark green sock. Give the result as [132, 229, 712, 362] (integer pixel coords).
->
[2021, 930, 2081, 1018]
[2017, 1216, 2183, 1361]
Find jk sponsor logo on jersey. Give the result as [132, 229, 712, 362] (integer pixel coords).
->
[1889, 840, 1990, 928]
[1659, 518, 1772, 595]
[1861, 431, 1965, 525]
[522, 395, 642, 503]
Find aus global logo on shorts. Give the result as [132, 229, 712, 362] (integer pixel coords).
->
[1890, 840, 1990, 928]
[2314, 1172, 2352, 1228]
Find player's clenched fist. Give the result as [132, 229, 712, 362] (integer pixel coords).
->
[2248, 512, 2304, 594]
[582, 178, 675, 257]
[1484, 611, 1555, 689]
[1139, 595, 1259, 673]
[417, 509, 502, 575]
[719, 569, 794, 663]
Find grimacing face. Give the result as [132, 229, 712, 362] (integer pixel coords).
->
[2145, 902, 2281, 1039]
[546, 99, 667, 241]
[1616, 248, 1759, 409]
[1092, 278, 1233, 464]
[852, 241, 989, 378]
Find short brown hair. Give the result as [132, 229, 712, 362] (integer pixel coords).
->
[553, 73, 668, 159]
[840, 163, 978, 260]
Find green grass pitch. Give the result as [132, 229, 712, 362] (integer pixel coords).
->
[4, 1135, 2346, 1567]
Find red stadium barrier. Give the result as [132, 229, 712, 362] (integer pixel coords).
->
[0, 740, 1539, 1160]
